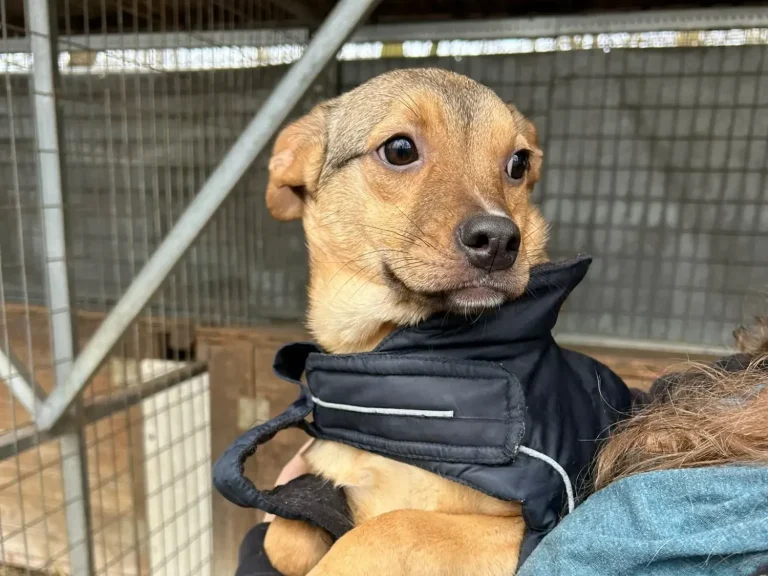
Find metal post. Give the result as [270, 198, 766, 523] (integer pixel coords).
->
[36, 0, 382, 431]
[25, 0, 95, 573]
[554, 333, 733, 359]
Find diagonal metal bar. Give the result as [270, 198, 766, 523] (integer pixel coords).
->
[35, 0, 382, 432]
[0, 347, 47, 416]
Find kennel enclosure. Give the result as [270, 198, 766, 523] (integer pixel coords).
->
[1, 2, 767, 574]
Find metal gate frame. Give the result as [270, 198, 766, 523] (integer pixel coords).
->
[2, 2, 766, 574]
[1, 0, 380, 574]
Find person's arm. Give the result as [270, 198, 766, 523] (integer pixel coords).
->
[235, 440, 313, 575]
[235, 523, 281, 576]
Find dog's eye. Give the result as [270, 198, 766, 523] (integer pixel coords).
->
[378, 137, 419, 166]
[506, 150, 529, 181]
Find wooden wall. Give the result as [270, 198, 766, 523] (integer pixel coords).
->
[197, 325, 309, 576]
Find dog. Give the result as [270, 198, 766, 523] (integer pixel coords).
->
[262, 68, 548, 576]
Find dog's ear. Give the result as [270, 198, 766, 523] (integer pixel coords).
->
[506, 104, 543, 184]
[266, 102, 331, 221]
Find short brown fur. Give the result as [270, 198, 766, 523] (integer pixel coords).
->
[263, 69, 548, 575]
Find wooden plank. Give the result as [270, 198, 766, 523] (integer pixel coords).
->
[208, 341, 259, 576]
[204, 325, 308, 575]
[249, 328, 308, 501]
[567, 344, 720, 391]
[2, 304, 189, 360]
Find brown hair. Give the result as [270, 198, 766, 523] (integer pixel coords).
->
[593, 319, 768, 491]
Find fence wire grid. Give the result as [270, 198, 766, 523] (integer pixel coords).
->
[0, 0, 314, 575]
[1, 1, 767, 576]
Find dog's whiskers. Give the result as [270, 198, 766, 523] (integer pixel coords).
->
[314, 248, 409, 265]
[358, 223, 432, 248]
[330, 259, 382, 302]
[320, 249, 414, 288]
[390, 203, 452, 259]
[346, 259, 429, 301]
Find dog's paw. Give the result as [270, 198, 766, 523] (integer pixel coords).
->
[264, 517, 332, 576]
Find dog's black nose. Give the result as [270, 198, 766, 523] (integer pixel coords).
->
[457, 215, 521, 272]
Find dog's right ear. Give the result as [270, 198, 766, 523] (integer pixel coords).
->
[266, 102, 330, 221]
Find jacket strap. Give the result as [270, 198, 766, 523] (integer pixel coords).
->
[212, 343, 353, 539]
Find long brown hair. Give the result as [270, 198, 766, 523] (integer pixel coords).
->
[593, 319, 768, 491]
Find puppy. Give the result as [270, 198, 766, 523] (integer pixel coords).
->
[263, 68, 548, 576]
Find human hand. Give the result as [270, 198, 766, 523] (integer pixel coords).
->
[263, 439, 313, 522]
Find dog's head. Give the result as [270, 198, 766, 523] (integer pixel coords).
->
[266, 68, 548, 352]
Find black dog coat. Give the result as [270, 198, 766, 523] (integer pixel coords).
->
[214, 255, 632, 565]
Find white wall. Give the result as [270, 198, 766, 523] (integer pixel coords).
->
[140, 361, 212, 576]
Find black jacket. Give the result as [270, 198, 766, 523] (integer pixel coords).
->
[215, 255, 632, 570]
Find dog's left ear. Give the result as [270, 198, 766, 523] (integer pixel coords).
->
[506, 104, 543, 184]
[266, 101, 332, 221]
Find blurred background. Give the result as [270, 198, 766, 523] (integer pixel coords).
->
[1, 0, 767, 574]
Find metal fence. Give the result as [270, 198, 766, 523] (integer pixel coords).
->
[339, 41, 768, 350]
[1, 1, 768, 575]
[4, 9, 768, 348]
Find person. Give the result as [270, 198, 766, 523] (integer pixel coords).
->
[235, 440, 313, 576]
[518, 345, 768, 576]
[236, 321, 768, 576]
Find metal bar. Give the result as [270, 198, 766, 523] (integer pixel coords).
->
[0, 27, 308, 52]
[2, 6, 768, 54]
[556, 333, 732, 359]
[36, 0, 381, 432]
[84, 361, 207, 422]
[0, 347, 46, 416]
[0, 362, 208, 461]
[58, 429, 94, 576]
[25, 0, 95, 573]
[353, 6, 768, 42]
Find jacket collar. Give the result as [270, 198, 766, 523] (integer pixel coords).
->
[372, 254, 592, 358]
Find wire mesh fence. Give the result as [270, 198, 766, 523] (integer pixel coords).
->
[339, 43, 768, 348]
[0, 0, 320, 574]
[6, 20, 766, 346]
[1, 2, 767, 575]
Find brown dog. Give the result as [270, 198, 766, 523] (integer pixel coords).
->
[263, 68, 549, 576]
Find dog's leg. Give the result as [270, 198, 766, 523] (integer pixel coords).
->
[264, 518, 332, 576]
[307, 510, 525, 576]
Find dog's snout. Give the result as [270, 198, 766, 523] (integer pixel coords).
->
[457, 215, 521, 272]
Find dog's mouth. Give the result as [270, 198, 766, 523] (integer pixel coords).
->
[446, 286, 507, 310]
[382, 261, 517, 312]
